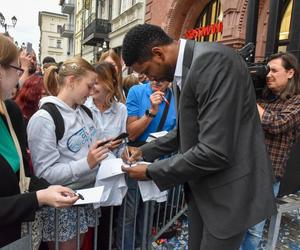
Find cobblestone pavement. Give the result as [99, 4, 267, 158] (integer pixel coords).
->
[153, 210, 300, 250]
[260, 210, 300, 250]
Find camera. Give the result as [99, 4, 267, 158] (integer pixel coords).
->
[238, 43, 270, 98]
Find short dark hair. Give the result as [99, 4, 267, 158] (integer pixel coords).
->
[122, 24, 173, 66]
[42, 56, 56, 65]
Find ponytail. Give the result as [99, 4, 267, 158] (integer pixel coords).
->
[43, 66, 60, 96]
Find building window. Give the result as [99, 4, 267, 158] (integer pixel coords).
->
[278, 0, 293, 52]
[57, 40, 62, 48]
[194, 0, 222, 42]
[184, 0, 222, 42]
[50, 23, 55, 32]
[49, 38, 55, 47]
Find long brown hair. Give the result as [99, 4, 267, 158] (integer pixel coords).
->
[267, 52, 300, 100]
[94, 61, 123, 106]
[99, 49, 126, 103]
[44, 57, 95, 96]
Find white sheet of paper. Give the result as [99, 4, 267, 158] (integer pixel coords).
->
[146, 131, 168, 142]
[74, 186, 104, 205]
[97, 158, 124, 180]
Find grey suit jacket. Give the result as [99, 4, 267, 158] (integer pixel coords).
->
[141, 40, 276, 239]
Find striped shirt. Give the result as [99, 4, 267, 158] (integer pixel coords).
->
[258, 93, 300, 178]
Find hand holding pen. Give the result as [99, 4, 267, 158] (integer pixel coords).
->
[124, 138, 132, 167]
[74, 191, 84, 200]
[121, 143, 143, 167]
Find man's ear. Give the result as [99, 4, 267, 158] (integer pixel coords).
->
[151, 47, 165, 61]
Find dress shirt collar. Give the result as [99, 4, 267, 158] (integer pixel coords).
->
[174, 39, 187, 78]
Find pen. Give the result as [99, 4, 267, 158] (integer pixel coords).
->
[74, 191, 84, 200]
[124, 138, 132, 167]
[162, 95, 170, 105]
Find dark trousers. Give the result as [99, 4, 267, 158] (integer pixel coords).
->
[188, 193, 245, 250]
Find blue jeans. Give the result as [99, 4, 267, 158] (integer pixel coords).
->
[239, 181, 280, 250]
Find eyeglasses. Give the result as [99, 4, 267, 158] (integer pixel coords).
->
[9, 64, 24, 76]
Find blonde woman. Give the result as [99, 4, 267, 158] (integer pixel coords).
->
[27, 58, 109, 250]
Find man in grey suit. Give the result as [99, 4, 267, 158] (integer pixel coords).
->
[122, 24, 276, 249]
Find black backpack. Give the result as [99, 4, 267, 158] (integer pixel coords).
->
[40, 103, 93, 143]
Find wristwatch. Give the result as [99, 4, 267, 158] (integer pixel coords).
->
[145, 109, 156, 118]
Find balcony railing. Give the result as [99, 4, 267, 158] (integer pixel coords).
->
[60, 24, 74, 38]
[61, 0, 75, 14]
[83, 18, 111, 46]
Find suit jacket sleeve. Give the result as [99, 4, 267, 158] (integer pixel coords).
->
[147, 49, 253, 190]
[140, 128, 178, 162]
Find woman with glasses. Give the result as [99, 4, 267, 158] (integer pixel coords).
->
[0, 34, 79, 248]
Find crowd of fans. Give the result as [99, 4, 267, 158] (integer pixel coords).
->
[0, 23, 300, 250]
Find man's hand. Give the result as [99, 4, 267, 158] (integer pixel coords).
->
[150, 91, 164, 114]
[122, 146, 143, 163]
[122, 164, 149, 181]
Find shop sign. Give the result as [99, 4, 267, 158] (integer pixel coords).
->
[184, 22, 223, 40]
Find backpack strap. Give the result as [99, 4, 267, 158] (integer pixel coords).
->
[80, 105, 93, 120]
[40, 103, 64, 143]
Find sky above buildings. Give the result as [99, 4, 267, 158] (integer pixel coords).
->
[1, 0, 61, 58]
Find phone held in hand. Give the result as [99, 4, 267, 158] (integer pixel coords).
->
[26, 42, 33, 55]
[97, 139, 111, 148]
[96, 132, 129, 148]
[113, 132, 129, 141]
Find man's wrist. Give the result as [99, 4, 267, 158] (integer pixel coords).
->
[145, 167, 152, 180]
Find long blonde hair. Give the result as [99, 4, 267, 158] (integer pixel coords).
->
[44, 57, 95, 96]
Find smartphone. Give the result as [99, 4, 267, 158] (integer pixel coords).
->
[26, 42, 33, 55]
[113, 132, 129, 141]
[97, 139, 111, 148]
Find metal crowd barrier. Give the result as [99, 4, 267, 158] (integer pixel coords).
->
[266, 193, 300, 250]
[6, 188, 300, 249]
[3, 184, 186, 250]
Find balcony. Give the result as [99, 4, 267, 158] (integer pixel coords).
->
[60, 0, 75, 14]
[82, 18, 111, 46]
[60, 24, 74, 38]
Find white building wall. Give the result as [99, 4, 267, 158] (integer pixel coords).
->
[109, 0, 145, 49]
[39, 12, 71, 63]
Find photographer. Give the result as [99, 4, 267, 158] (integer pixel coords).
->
[240, 52, 300, 249]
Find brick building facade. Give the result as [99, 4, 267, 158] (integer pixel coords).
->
[145, 0, 300, 62]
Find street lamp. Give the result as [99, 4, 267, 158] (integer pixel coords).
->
[0, 12, 17, 33]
